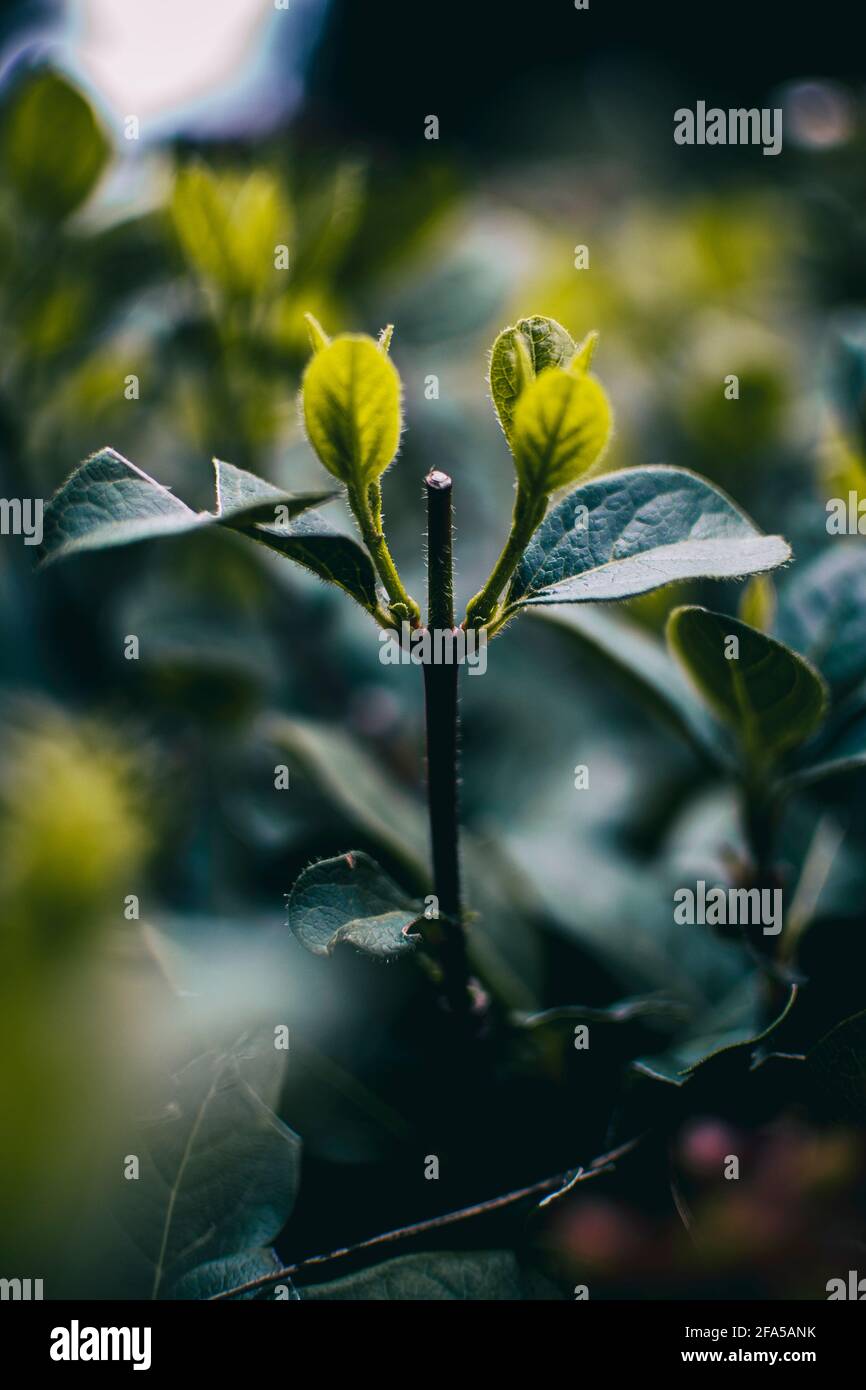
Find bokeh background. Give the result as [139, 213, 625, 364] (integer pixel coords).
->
[1, 0, 865, 1299]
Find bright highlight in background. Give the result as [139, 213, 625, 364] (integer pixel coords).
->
[59, 0, 325, 139]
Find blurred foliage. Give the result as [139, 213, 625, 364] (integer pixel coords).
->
[1, 50, 866, 1301]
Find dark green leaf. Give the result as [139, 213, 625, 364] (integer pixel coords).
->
[213, 458, 336, 526]
[267, 717, 544, 1007]
[775, 545, 866, 698]
[667, 606, 828, 762]
[38, 449, 208, 567]
[532, 605, 731, 764]
[300, 1249, 557, 1300]
[38, 452, 378, 611]
[288, 851, 422, 959]
[240, 510, 380, 611]
[506, 466, 790, 611]
[167, 1248, 296, 1301]
[635, 982, 798, 1088]
[114, 1028, 300, 1299]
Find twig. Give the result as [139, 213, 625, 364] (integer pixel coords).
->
[210, 1136, 642, 1300]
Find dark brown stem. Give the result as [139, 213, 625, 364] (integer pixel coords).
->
[423, 470, 471, 1014]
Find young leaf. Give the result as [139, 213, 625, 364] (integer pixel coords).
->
[570, 329, 599, 374]
[288, 851, 422, 959]
[505, 466, 790, 611]
[301, 335, 402, 486]
[114, 1028, 301, 1300]
[304, 312, 330, 354]
[667, 606, 828, 762]
[489, 316, 576, 444]
[510, 366, 612, 494]
[38, 449, 209, 567]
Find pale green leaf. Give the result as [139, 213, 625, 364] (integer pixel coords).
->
[304, 312, 330, 354]
[510, 367, 612, 494]
[489, 315, 575, 444]
[302, 334, 402, 485]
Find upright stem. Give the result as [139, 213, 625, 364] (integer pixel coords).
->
[347, 480, 421, 625]
[463, 483, 547, 630]
[423, 470, 471, 1014]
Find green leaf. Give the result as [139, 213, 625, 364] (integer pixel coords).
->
[302, 335, 402, 486]
[667, 606, 828, 762]
[171, 164, 291, 297]
[241, 511, 380, 611]
[775, 545, 866, 699]
[635, 982, 798, 1088]
[266, 717, 429, 879]
[38, 452, 378, 610]
[213, 458, 336, 526]
[511, 366, 612, 494]
[38, 449, 209, 567]
[300, 1250, 557, 1300]
[2, 72, 109, 220]
[489, 316, 575, 444]
[114, 1028, 301, 1300]
[304, 312, 330, 354]
[167, 1248, 294, 1301]
[267, 716, 544, 1007]
[785, 710, 866, 788]
[288, 851, 422, 959]
[532, 605, 731, 765]
[506, 466, 791, 611]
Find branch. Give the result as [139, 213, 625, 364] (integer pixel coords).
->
[210, 1136, 642, 1300]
